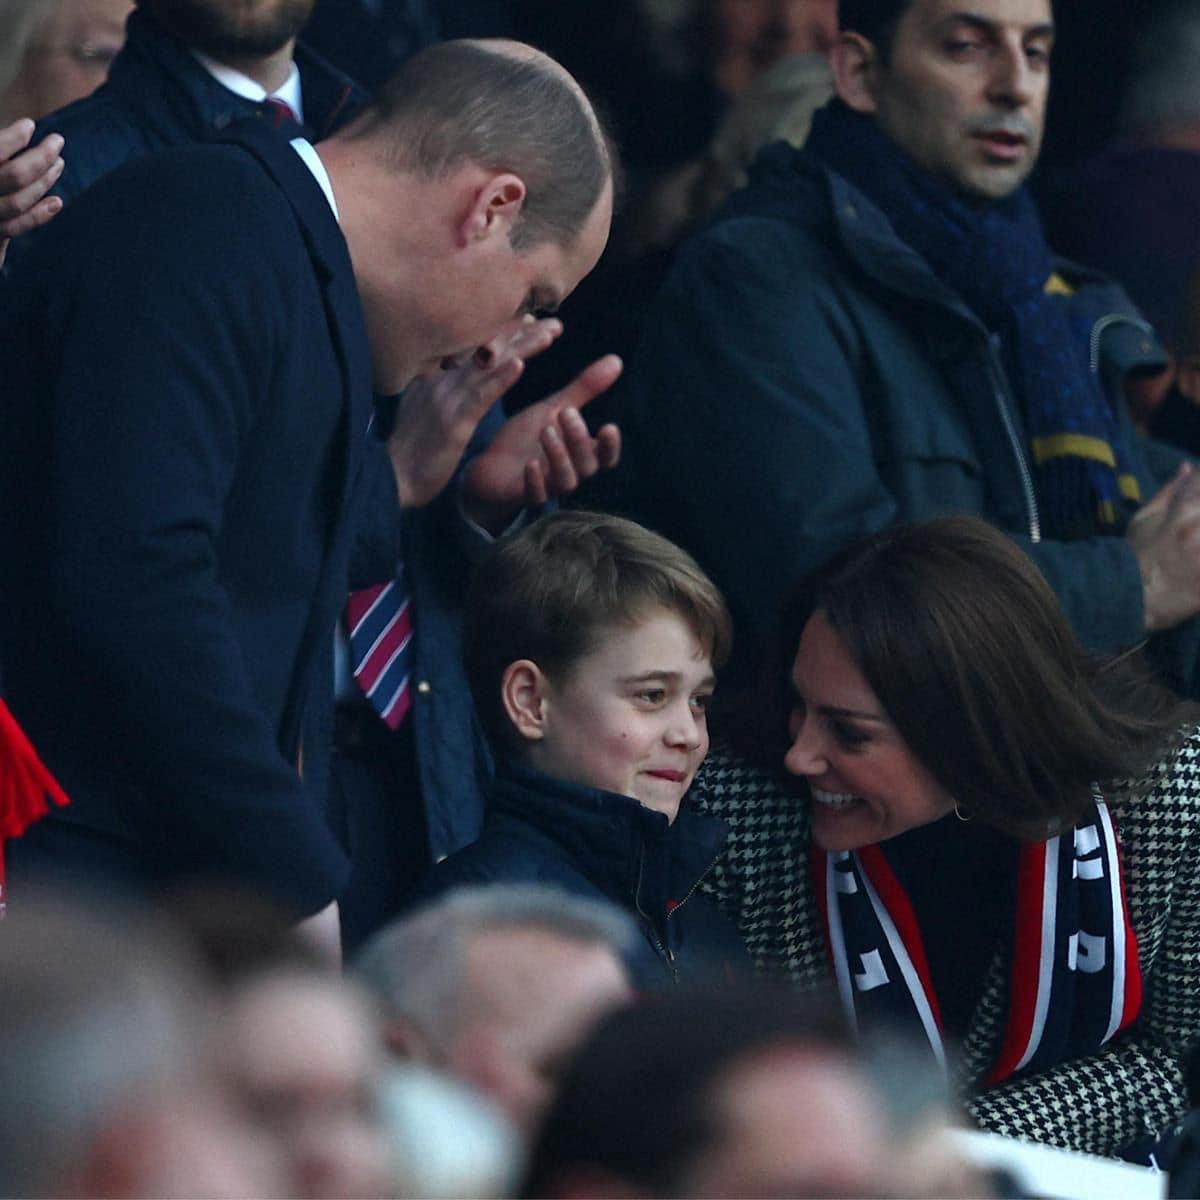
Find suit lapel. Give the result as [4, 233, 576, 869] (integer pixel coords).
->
[219, 117, 375, 536]
[214, 120, 377, 754]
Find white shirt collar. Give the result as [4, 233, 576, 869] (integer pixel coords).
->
[290, 139, 339, 221]
[192, 52, 304, 124]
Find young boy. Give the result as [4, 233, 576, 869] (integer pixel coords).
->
[419, 510, 747, 987]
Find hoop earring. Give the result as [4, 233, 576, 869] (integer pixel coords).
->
[953, 802, 972, 823]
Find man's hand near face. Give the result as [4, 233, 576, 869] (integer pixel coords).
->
[461, 352, 623, 533]
[385, 315, 622, 523]
[386, 315, 562, 508]
[0, 120, 65, 269]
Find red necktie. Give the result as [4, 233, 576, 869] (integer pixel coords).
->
[262, 97, 298, 128]
[345, 571, 414, 730]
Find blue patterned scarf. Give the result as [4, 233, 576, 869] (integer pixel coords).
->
[805, 101, 1139, 537]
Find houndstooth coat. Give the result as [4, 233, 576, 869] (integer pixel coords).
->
[689, 729, 1200, 1156]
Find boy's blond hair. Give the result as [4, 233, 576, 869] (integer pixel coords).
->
[464, 511, 732, 750]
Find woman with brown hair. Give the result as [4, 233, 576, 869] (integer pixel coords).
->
[693, 514, 1200, 1157]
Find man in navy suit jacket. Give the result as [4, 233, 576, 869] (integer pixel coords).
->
[0, 39, 617, 921]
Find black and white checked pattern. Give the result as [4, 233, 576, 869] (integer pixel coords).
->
[690, 729, 1200, 1156]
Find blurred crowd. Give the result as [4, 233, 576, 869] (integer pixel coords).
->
[2, 881, 994, 1199]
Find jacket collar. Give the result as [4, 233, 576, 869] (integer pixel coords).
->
[492, 763, 729, 929]
[105, 8, 364, 144]
[217, 117, 375, 542]
[740, 143, 1165, 363]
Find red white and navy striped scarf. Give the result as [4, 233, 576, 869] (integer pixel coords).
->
[812, 798, 1142, 1085]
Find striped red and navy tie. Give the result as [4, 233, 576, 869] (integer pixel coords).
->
[345, 570, 414, 730]
[262, 97, 298, 127]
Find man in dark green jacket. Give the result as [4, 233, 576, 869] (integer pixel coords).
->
[622, 0, 1200, 695]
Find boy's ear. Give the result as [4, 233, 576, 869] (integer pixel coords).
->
[501, 659, 550, 742]
[830, 31, 881, 114]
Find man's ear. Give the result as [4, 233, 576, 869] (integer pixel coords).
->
[459, 172, 527, 247]
[829, 31, 881, 114]
[501, 660, 550, 742]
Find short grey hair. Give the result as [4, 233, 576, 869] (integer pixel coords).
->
[1119, 8, 1200, 136]
[0, 894, 206, 1197]
[342, 40, 613, 251]
[353, 884, 637, 1051]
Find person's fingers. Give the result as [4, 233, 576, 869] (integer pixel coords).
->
[516, 315, 562, 340]
[425, 348, 523, 417]
[0, 131, 63, 195]
[438, 316, 539, 374]
[1166, 496, 1200, 541]
[550, 354, 623, 413]
[540, 422, 579, 495]
[0, 118, 36, 160]
[0, 157, 63, 225]
[523, 458, 549, 508]
[475, 317, 562, 377]
[504, 316, 562, 360]
[1141, 461, 1194, 519]
[1162, 474, 1200, 535]
[595, 423, 622, 470]
[558, 407, 601, 478]
[0, 184, 63, 237]
[477, 314, 536, 359]
[472, 354, 524, 410]
[1172, 463, 1200, 505]
[471, 330, 510, 371]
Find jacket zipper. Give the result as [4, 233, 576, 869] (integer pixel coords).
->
[665, 847, 725, 923]
[634, 846, 678, 982]
[985, 312, 1152, 542]
[986, 333, 1041, 544]
[1089, 313, 1155, 376]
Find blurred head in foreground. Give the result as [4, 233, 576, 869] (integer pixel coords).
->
[0, 889, 282, 1198]
[524, 985, 987, 1198]
[355, 884, 636, 1134]
[215, 964, 392, 1200]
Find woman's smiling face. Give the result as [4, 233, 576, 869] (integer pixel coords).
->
[784, 610, 955, 851]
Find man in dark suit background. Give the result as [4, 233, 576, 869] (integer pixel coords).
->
[0, 39, 616, 931]
[1, 0, 367, 278]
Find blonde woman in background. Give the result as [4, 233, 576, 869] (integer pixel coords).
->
[0, 0, 130, 125]
[0, 0, 130, 267]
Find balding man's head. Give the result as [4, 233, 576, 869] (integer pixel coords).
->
[342, 39, 614, 252]
[354, 885, 635, 1132]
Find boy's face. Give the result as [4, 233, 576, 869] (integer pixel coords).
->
[527, 611, 715, 822]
